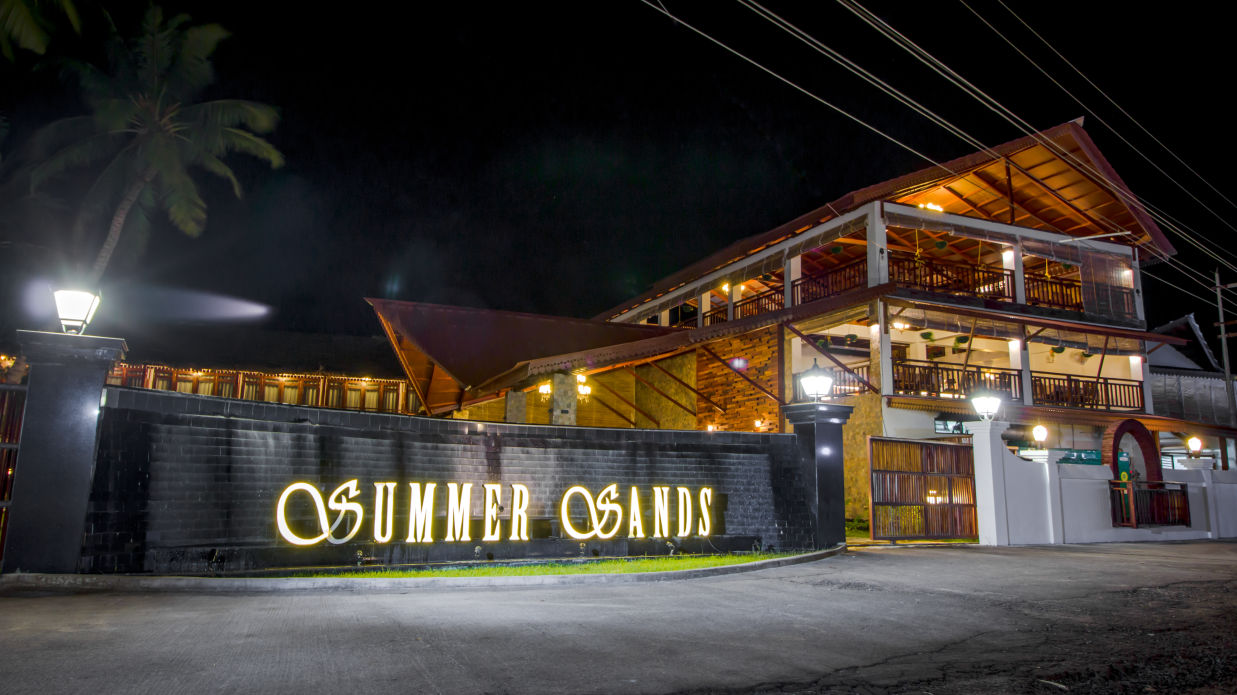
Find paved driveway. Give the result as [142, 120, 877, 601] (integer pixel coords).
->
[2, 542, 1235, 694]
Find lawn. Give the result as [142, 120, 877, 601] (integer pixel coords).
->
[302, 552, 799, 578]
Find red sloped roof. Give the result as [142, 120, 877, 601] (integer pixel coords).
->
[595, 120, 1172, 321]
[367, 298, 679, 414]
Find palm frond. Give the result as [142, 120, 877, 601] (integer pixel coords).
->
[167, 23, 228, 98]
[148, 136, 205, 235]
[182, 99, 279, 134]
[0, 0, 49, 55]
[29, 130, 128, 190]
[194, 151, 242, 198]
[25, 114, 96, 158]
[221, 128, 285, 169]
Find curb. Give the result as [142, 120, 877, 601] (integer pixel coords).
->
[0, 545, 845, 594]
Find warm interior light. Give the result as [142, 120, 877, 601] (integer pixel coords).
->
[577, 384, 591, 397]
[799, 359, 834, 401]
[722, 283, 730, 294]
[576, 374, 586, 383]
[706, 424, 716, 432]
[1032, 425, 1048, 444]
[53, 289, 101, 334]
[1001, 249, 1015, 263]
[892, 321, 909, 330]
[918, 202, 944, 212]
[1187, 436, 1203, 454]
[753, 419, 763, 429]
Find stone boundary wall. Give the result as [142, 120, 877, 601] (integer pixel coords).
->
[84, 388, 814, 574]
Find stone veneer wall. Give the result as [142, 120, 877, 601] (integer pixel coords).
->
[695, 327, 782, 433]
[840, 393, 883, 520]
[82, 387, 814, 574]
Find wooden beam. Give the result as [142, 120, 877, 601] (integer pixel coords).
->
[784, 323, 879, 394]
[700, 345, 784, 405]
[591, 377, 661, 427]
[961, 317, 979, 370]
[969, 170, 1070, 234]
[624, 367, 696, 416]
[1005, 159, 1122, 235]
[647, 360, 726, 414]
[592, 394, 637, 427]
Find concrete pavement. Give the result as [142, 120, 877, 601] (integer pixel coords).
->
[2, 541, 1235, 694]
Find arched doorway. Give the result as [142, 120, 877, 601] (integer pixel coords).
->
[1102, 419, 1161, 482]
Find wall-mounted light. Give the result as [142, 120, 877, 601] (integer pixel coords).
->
[892, 321, 909, 331]
[753, 419, 764, 430]
[1187, 436, 1202, 457]
[721, 283, 730, 294]
[917, 202, 944, 212]
[538, 382, 552, 403]
[53, 288, 101, 335]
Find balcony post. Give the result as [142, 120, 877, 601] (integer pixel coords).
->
[697, 292, 708, 328]
[1011, 334, 1033, 406]
[1132, 249, 1146, 322]
[658, 309, 670, 326]
[1132, 354, 1153, 414]
[784, 253, 801, 309]
[874, 300, 893, 395]
[1011, 240, 1026, 304]
[866, 202, 888, 287]
[727, 282, 738, 322]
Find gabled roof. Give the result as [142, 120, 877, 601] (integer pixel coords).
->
[597, 120, 1172, 321]
[367, 299, 678, 414]
[1150, 314, 1221, 372]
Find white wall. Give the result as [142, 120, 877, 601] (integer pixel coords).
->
[969, 421, 1237, 545]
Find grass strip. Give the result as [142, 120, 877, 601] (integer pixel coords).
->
[303, 552, 799, 579]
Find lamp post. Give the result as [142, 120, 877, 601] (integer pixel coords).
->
[1032, 424, 1048, 446]
[1187, 436, 1203, 458]
[52, 289, 101, 335]
[799, 359, 834, 402]
[970, 387, 1003, 422]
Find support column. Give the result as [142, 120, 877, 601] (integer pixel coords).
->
[1131, 354, 1153, 415]
[964, 419, 1012, 546]
[658, 309, 670, 327]
[1012, 335, 1033, 406]
[550, 372, 577, 426]
[782, 402, 854, 549]
[1008, 242, 1026, 304]
[1132, 250, 1146, 322]
[727, 282, 738, 322]
[504, 390, 527, 424]
[874, 300, 892, 395]
[697, 292, 709, 328]
[3, 331, 126, 573]
[784, 254, 802, 309]
[866, 202, 888, 287]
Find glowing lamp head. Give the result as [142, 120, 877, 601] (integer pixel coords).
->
[969, 387, 1002, 422]
[53, 289, 101, 335]
[538, 382, 552, 395]
[1187, 436, 1203, 454]
[1032, 425, 1048, 444]
[799, 359, 834, 402]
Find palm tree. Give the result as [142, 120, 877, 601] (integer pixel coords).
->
[0, 0, 80, 60]
[29, 5, 283, 284]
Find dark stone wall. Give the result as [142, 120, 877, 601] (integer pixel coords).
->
[83, 388, 815, 574]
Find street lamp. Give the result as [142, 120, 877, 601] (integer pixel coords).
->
[970, 387, 1002, 422]
[1187, 436, 1203, 457]
[53, 289, 101, 335]
[1032, 425, 1048, 445]
[798, 360, 834, 402]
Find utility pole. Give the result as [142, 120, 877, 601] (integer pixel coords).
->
[1216, 269, 1237, 426]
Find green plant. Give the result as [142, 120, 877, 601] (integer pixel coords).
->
[920, 331, 935, 341]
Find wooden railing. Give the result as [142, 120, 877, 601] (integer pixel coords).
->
[734, 286, 784, 319]
[891, 360, 1022, 401]
[702, 306, 727, 326]
[1031, 373, 1143, 411]
[1109, 480, 1190, 528]
[792, 258, 867, 305]
[1025, 275, 1083, 311]
[888, 253, 1014, 301]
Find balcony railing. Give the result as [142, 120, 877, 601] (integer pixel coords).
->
[1025, 275, 1083, 311]
[734, 286, 784, 319]
[891, 360, 1022, 401]
[793, 258, 867, 305]
[1031, 373, 1143, 411]
[702, 306, 727, 326]
[888, 253, 1014, 301]
[1109, 480, 1190, 528]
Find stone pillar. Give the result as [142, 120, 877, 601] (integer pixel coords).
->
[504, 390, 527, 424]
[550, 372, 577, 426]
[964, 419, 1012, 546]
[2, 330, 126, 573]
[782, 402, 855, 549]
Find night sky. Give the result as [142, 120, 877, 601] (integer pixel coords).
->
[3, 2, 1235, 342]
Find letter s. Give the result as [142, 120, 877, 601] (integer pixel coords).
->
[327, 479, 364, 544]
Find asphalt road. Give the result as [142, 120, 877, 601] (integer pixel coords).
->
[2, 542, 1235, 694]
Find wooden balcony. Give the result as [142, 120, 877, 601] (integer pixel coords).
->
[792, 364, 872, 400]
[888, 253, 1014, 301]
[793, 258, 867, 305]
[892, 359, 1022, 401]
[1030, 373, 1143, 411]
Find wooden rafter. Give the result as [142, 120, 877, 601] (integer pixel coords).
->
[647, 360, 726, 414]
[968, 170, 1071, 234]
[784, 323, 879, 394]
[700, 346, 784, 405]
[592, 394, 637, 427]
[591, 377, 661, 427]
[625, 367, 696, 416]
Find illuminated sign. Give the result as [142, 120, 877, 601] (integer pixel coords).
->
[276, 481, 713, 546]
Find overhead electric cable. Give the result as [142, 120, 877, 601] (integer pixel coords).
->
[959, 0, 1237, 240]
[995, 0, 1237, 213]
[835, 0, 1237, 278]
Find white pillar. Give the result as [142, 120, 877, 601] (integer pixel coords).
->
[1011, 337, 1033, 406]
[784, 254, 802, 309]
[727, 282, 739, 321]
[866, 202, 888, 287]
[875, 300, 893, 395]
[1131, 354, 1153, 414]
[659, 309, 670, 327]
[1132, 253, 1146, 322]
[963, 419, 1012, 546]
[698, 292, 709, 328]
[1007, 242, 1025, 303]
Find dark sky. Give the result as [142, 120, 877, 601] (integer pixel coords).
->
[4, 1, 1236, 340]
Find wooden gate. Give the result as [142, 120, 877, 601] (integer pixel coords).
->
[0, 384, 27, 567]
[868, 436, 977, 541]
